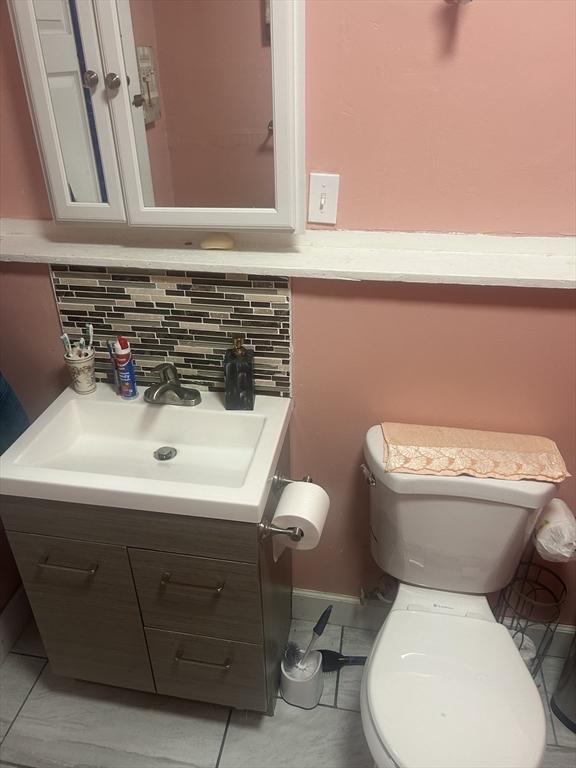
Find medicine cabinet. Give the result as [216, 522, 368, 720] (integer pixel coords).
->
[9, 0, 304, 231]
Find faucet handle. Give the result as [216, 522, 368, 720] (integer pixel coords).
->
[152, 363, 179, 383]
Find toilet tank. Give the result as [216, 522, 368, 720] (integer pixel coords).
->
[364, 426, 557, 594]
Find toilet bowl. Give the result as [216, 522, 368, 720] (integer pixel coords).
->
[361, 425, 556, 768]
[360, 584, 546, 768]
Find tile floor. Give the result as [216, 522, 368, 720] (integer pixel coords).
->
[0, 620, 574, 768]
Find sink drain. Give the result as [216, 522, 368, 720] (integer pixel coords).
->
[154, 446, 177, 461]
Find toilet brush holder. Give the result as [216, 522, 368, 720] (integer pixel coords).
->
[280, 650, 324, 709]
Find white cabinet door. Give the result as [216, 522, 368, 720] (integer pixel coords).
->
[9, 0, 125, 222]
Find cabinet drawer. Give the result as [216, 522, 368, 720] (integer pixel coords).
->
[130, 549, 262, 644]
[7, 532, 154, 692]
[146, 628, 267, 712]
[129, 549, 262, 643]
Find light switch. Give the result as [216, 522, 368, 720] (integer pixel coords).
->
[308, 173, 340, 225]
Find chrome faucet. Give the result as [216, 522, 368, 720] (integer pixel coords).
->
[143, 363, 201, 406]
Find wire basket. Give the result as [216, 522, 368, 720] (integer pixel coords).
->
[495, 554, 567, 677]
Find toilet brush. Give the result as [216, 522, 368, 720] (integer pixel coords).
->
[298, 605, 333, 668]
[280, 606, 333, 709]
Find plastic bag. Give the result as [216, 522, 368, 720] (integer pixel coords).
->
[534, 498, 576, 563]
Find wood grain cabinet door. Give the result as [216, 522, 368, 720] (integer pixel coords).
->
[8, 532, 154, 692]
[129, 549, 263, 644]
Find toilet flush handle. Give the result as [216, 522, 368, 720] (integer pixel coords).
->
[361, 464, 376, 487]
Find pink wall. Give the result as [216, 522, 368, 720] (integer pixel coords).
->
[151, 0, 275, 208]
[307, 0, 576, 235]
[0, 1, 61, 610]
[291, 281, 576, 622]
[0, 1, 575, 620]
[0, 263, 66, 419]
[129, 0, 175, 207]
[2, 0, 574, 233]
[0, 262, 66, 611]
[0, 0, 51, 220]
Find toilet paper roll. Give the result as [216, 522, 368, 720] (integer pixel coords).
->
[272, 481, 329, 562]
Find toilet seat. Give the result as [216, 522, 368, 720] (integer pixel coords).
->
[362, 592, 546, 768]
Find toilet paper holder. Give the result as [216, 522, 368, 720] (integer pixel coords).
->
[259, 522, 304, 542]
[258, 474, 313, 542]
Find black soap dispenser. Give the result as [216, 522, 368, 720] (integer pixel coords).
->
[224, 337, 255, 410]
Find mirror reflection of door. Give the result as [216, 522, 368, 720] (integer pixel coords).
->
[118, 0, 275, 210]
[33, 0, 107, 204]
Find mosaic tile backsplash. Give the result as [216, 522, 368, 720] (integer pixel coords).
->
[51, 266, 290, 396]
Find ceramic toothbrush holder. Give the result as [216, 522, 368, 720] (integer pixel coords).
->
[65, 350, 97, 395]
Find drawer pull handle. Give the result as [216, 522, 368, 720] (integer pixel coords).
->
[174, 650, 232, 670]
[160, 571, 224, 594]
[37, 555, 98, 576]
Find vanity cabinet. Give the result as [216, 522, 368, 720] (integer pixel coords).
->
[1, 482, 292, 714]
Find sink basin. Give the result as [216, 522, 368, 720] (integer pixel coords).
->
[0, 385, 292, 522]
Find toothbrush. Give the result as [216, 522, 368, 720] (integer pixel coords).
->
[60, 334, 72, 357]
[87, 323, 94, 353]
[298, 605, 333, 669]
[107, 339, 121, 394]
[78, 337, 86, 357]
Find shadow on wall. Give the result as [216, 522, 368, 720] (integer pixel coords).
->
[435, 0, 468, 57]
[0, 263, 67, 420]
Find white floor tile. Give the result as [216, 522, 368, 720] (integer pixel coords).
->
[542, 657, 576, 750]
[220, 698, 373, 768]
[287, 620, 342, 707]
[11, 621, 46, 659]
[540, 745, 576, 768]
[1, 665, 229, 768]
[0, 653, 45, 741]
[534, 669, 558, 746]
[337, 627, 375, 712]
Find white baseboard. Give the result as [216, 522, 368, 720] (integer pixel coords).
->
[0, 586, 31, 665]
[292, 587, 575, 657]
[292, 587, 391, 632]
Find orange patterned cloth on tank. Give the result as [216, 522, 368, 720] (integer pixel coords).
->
[381, 422, 570, 483]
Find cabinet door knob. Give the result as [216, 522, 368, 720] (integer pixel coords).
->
[104, 72, 121, 91]
[82, 70, 99, 89]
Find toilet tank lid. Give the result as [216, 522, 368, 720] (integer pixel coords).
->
[364, 425, 556, 509]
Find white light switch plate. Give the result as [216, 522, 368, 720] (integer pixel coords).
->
[308, 173, 340, 225]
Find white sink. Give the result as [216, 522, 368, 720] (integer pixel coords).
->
[0, 385, 292, 522]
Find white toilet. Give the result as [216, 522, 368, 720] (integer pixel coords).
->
[361, 425, 557, 768]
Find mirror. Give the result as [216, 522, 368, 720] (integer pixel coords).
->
[118, 0, 275, 210]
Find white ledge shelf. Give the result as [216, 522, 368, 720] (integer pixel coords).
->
[1, 219, 574, 289]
